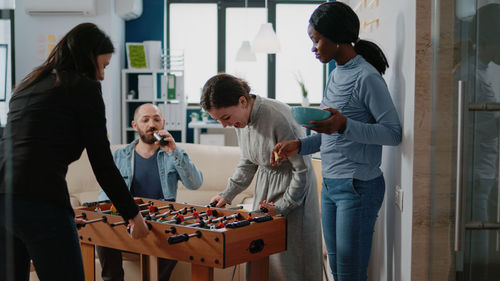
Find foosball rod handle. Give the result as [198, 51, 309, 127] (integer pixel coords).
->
[225, 219, 251, 228]
[75, 212, 87, 219]
[167, 231, 202, 245]
[252, 215, 274, 223]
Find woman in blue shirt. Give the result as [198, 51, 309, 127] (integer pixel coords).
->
[272, 2, 402, 281]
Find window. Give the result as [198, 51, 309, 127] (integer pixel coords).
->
[275, 3, 324, 104]
[168, 0, 325, 105]
[226, 7, 268, 97]
[169, 3, 218, 104]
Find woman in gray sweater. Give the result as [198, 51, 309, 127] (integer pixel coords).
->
[202, 73, 322, 281]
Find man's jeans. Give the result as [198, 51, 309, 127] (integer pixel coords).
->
[321, 176, 385, 281]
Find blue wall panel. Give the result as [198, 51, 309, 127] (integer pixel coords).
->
[125, 0, 164, 45]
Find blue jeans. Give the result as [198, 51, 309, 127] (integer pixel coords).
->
[0, 194, 84, 281]
[321, 176, 385, 281]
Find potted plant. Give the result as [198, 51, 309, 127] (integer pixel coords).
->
[190, 112, 200, 122]
[295, 72, 309, 107]
[201, 111, 210, 123]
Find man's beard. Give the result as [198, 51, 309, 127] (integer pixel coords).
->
[138, 128, 156, 144]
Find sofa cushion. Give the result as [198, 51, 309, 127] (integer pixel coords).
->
[175, 143, 255, 205]
[67, 149, 100, 207]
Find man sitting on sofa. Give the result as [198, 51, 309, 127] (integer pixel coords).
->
[97, 103, 203, 281]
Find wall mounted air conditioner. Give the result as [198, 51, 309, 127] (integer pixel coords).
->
[24, 0, 97, 16]
[115, 0, 143, 21]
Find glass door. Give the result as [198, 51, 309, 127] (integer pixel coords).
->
[454, 2, 500, 280]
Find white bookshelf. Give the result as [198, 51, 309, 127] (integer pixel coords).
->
[121, 69, 186, 144]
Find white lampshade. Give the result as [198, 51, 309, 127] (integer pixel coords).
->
[235, 41, 256, 61]
[252, 23, 281, 54]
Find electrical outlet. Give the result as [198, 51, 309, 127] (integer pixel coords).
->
[395, 185, 403, 212]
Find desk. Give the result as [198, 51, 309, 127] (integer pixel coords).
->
[188, 121, 232, 144]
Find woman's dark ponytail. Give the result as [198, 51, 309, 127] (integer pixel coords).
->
[310, 2, 389, 75]
[354, 39, 389, 75]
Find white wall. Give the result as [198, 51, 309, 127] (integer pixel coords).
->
[341, 0, 416, 280]
[14, 0, 124, 143]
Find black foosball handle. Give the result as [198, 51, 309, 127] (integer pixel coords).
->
[168, 233, 189, 244]
[168, 231, 202, 245]
[253, 215, 273, 223]
[82, 200, 111, 207]
[226, 220, 251, 228]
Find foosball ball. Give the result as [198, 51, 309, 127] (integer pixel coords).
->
[74, 198, 287, 281]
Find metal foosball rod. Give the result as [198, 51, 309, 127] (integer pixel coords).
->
[159, 209, 216, 224]
[110, 221, 128, 227]
[184, 212, 240, 228]
[110, 204, 177, 227]
[168, 206, 195, 216]
[75, 212, 87, 219]
[167, 230, 202, 245]
[100, 201, 153, 214]
[147, 206, 194, 221]
[139, 203, 174, 215]
[166, 214, 272, 245]
[84, 216, 108, 224]
[182, 209, 221, 227]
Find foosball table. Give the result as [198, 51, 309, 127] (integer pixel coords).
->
[74, 198, 287, 281]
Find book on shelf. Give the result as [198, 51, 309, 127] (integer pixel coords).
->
[126, 42, 148, 69]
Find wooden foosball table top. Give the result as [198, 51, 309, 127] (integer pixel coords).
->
[75, 198, 287, 269]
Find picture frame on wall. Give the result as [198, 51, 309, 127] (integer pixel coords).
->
[0, 44, 7, 101]
[125, 42, 148, 69]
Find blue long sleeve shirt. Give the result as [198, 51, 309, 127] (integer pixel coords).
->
[299, 55, 402, 180]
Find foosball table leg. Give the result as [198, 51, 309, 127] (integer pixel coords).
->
[140, 254, 159, 281]
[191, 264, 214, 281]
[248, 256, 269, 281]
[80, 243, 95, 281]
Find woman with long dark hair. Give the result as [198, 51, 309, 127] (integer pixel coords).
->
[272, 2, 402, 281]
[202, 73, 323, 281]
[0, 23, 149, 281]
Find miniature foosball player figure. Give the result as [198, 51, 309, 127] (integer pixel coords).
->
[97, 103, 203, 281]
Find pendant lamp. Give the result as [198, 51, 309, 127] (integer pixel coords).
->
[236, 40, 257, 61]
[236, 0, 257, 62]
[252, 0, 280, 54]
